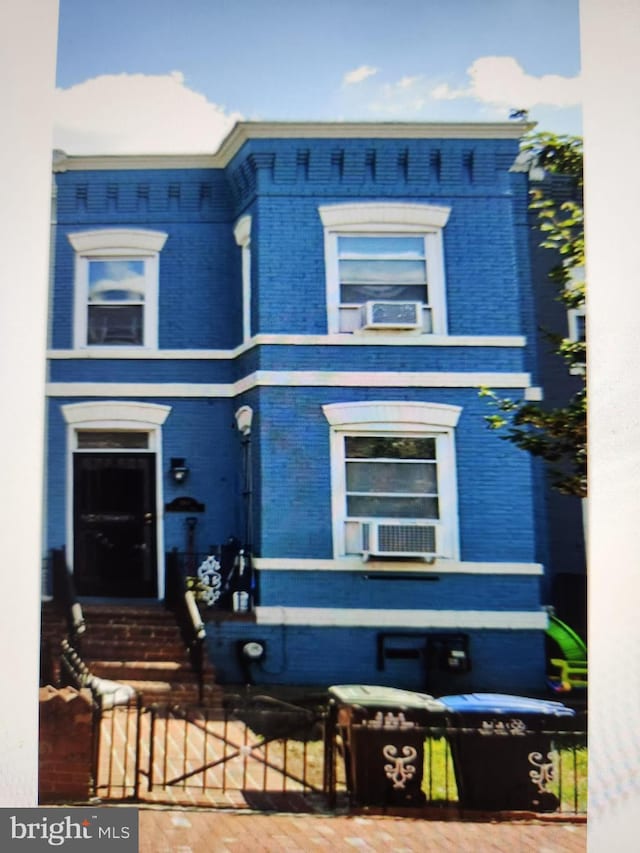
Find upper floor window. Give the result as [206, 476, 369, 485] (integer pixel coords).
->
[319, 203, 451, 336]
[68, 229, 168, 349]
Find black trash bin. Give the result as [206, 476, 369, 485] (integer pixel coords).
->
[438, 693, 576, 812]
[328, 684, 446, 807]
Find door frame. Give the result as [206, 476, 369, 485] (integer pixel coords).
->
[61, 401, 171, 600]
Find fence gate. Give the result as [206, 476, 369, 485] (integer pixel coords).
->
[94, 695, 341, 809]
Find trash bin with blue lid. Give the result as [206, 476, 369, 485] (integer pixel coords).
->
[438, 693, 576, 812]
[328, 685, 447, 807]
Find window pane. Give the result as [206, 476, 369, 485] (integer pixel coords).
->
[77, 431, 149, 449]
[346, 437, 436, 460]
[347, 461, 437, 494]
[89, 260, 146, 302]
[339, 259, 426, 285]
[340, 284, 426, 304]
[338, 236, 424, 258]
[88, 305, 143, 345]
[347, 495, 439, 519]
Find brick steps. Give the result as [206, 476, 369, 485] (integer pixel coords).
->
[41, 600, 223, 708]
[89, 660, 195, 683]
[81, 642, 191, 661]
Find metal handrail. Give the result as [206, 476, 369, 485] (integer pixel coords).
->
[165, 548, 207, 704]
[51, 548, 86, 646]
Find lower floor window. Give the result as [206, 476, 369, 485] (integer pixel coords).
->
[323, 401, 461, 561]
[345, 436, 439, 520]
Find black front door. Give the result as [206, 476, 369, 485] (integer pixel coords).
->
[73, 453, 158, 597]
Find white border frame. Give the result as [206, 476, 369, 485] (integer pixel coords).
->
[319, 203, 451, 336]
[61, 401, 171, 600]
[68, 229, 168, 352]
[322, 401, 462, 561]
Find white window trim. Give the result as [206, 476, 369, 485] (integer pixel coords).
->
[61, 401, 171, 600]
[323, 402, 461, 562]
[567, 306, 586, 343]
[567, 306, 586, 375]
[68, 229, 168, 351]
[234, 215, 252, 343]
[319, 203, 451, 336]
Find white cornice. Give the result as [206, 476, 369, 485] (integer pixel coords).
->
[217, 121, 535, 164]
[52, 120, 535, 172]
[53, 153, 221, 173]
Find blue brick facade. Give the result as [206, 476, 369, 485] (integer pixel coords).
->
[45, 123, 551, 694]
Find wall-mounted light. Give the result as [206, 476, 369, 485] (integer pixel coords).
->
[169, 457, 189, 484]
[235, 405, 254, 437]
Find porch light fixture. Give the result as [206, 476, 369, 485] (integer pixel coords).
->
[235, 405, 254, 437]
[169, 457, 189, 484]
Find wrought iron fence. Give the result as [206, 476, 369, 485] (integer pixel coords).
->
[93, 693, 344, 809]
[90, 692, 587, 817]
[338, 714, 587, 816]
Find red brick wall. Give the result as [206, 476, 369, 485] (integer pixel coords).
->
[38, 686, 94, 803]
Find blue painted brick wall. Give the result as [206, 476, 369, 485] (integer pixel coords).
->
[45, 397, 244, 562]
[205, 621, 546, 693]
[256, 570, 541, 611]
[252, 386, 537, 563]
[251, 344, 525, 373]
[53, 169, 241, 350]
[52, 136, 530, 351]
[49, 359, 235, 384]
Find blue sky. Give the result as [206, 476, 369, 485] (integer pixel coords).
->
[55, 0, 582, 154]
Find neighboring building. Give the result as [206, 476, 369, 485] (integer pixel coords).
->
[45, 121, 550, 695]
[528, 171, 586, 638]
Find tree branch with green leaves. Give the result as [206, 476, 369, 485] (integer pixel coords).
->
[482, 132, 586, 498]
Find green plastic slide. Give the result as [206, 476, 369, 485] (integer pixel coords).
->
[546, 615, 587, 661]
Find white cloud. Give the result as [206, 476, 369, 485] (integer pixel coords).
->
[54, 72, 243, 155]
[432, 56, 582, 109]
[343, 65, 379, 85]
[369, 75, 428, 115]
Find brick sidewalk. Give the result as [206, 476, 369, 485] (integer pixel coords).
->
[138, 808, 587, 852]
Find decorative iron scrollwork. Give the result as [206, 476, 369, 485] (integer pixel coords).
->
[528, 750, 557, 794]
[382, 744, 418, 789]
[478, 718, 527, 736]
[196, 555, 223, 606]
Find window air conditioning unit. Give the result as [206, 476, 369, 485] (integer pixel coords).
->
[361, 301, 422, 330]
[361, 521, 438, 560]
